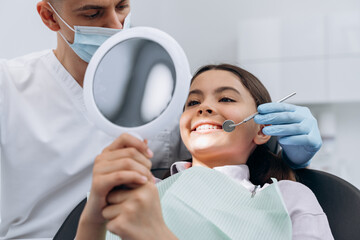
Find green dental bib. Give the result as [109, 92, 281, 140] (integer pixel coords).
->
[157, 166, 292, 240]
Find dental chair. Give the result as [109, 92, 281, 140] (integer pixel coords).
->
[296, 168, 360, 240]
[53, 166, 360, 240]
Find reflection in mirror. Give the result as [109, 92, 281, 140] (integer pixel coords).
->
[141, 63, 173, 122]
[93, 38, 176, 128]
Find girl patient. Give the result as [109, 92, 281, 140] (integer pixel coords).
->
[76, 64, 333, 240]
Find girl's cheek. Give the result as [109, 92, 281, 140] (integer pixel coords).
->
[179, 113, 191, 133]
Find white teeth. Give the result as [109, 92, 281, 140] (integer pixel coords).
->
[196, 124, 220, 131]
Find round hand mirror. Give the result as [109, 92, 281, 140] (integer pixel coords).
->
[84, 27, 191, 139]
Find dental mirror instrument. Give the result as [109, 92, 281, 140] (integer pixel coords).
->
[222, 92, 296, 132]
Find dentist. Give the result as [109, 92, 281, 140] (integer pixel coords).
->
[0, 0, 321, 239]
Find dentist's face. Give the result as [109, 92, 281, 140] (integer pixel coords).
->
[51, 0, 130, 42]
[180, 69, 260, 168]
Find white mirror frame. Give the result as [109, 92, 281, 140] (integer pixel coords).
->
[84, 27, 191, 139]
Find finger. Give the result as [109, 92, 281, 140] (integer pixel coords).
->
[106, 188, 134, 205]
[278, 135, 312, 146]
[102, 203, 123, 220]
[262, 123, 311, 136]
[107, 182, 155, 205]
[94, 171, 148, 196]
[100, 147, 152, 170]
[257, 102, 297, 114]
[103, 133, 153, 159]
[95, 158, 153, 181]
[254, 111, 304, 125]
[123, 173, 157, 187]
[279, 131, 322, 149]
[106, 215, 127, 237]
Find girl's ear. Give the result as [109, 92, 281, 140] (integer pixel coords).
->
[37, 1, 61, 31]
[253, 125, 271, 145]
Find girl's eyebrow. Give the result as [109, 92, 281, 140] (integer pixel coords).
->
[188, 87, 240, 96]
[214, 86, 241, 95]
[188, 89, 203, 96]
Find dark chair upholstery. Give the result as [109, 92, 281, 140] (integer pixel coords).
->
[296, 168, 360, 240]
[53, 198, 87, 240]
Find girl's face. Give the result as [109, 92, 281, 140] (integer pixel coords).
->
[180, 69, 269, 168]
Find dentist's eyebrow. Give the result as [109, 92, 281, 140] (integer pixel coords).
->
[214, 86, 240, 95]
[73, 5, 104, 12]
[73, 0, 126, 12]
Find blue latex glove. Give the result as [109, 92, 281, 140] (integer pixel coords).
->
[254, 103, 322, 169]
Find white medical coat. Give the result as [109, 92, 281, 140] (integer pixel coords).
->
[0, 50, 190, 239]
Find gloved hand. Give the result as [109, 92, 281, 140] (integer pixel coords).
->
[254, 103, 322, 169]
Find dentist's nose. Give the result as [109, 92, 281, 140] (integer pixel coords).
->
[105, 11, 127, 29]
[106, 17, 122, 29]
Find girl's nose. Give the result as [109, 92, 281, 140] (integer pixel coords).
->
[198, 108, 213, 115]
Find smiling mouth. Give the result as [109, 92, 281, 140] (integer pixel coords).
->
[193, 124, 222, 132]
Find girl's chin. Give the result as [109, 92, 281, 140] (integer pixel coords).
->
[190, 136, 221, 150]
[189, 139, 227, 155]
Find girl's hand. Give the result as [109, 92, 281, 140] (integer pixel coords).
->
[76, 133, 154, 239]
[102, 182, 178, 240]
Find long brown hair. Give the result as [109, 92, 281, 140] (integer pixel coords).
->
[191, 64, 295, 186]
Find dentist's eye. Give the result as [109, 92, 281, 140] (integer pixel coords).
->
[187, 100, 200, 107]
[84, 11, 101, 19]
[116, 0, 130, 11]
[117, 4, 129, 10]
[219, 97, 235, 103]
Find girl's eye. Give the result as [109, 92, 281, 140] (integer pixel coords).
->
[219, 97, 235, 103]
[187, 100, 200, 107]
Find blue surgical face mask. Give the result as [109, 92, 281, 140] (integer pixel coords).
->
[48, 3, 131, 63]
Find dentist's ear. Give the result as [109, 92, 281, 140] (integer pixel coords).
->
[253, 125, 271, 145]
[37, 2, 61, 31]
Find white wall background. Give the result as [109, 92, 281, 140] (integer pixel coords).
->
[1, 0, 360, 188]
[0, 1, 56, 58]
